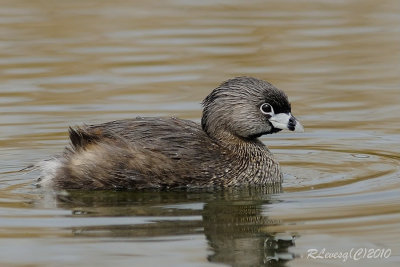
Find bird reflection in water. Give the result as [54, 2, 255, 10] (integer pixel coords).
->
[48, 185, 295, 266]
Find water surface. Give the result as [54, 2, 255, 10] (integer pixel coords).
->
[0, 0, 399, 266]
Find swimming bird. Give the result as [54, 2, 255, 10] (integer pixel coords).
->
[38, 77, 303, 190]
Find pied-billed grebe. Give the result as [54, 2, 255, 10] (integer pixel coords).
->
[38, 77, 303, 190]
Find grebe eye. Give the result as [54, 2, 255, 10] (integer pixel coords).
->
[260, 103, 274, 114]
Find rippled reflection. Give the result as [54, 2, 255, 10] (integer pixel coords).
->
[51, 187, 294, 266]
